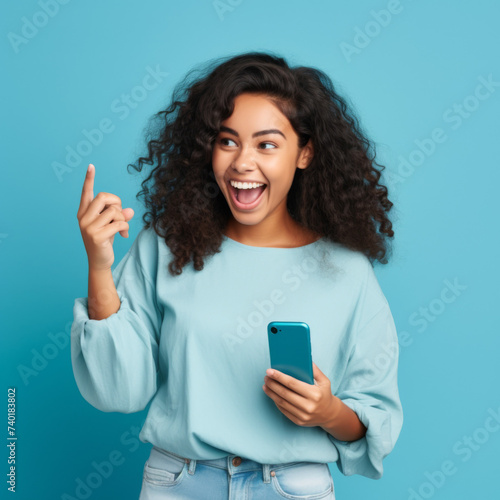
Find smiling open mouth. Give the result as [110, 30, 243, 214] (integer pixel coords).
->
[227, 181, 268, 209]
[236, 185, 266, 203]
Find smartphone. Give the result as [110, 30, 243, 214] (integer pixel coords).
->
[267, 321, 314, 385]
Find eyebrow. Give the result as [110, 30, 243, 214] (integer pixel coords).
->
[219, 125, 286, 140]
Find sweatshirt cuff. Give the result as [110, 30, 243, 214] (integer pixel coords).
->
[327, 397, 394, 479]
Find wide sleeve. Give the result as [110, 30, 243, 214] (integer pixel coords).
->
[327, 262, 403, 479]
[70, 227, 162, 414]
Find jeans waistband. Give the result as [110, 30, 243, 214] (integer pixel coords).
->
[151, 445, 306, 483]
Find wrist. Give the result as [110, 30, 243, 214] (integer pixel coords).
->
[88, 264, 113, 274]
[322, 394, 342, 429]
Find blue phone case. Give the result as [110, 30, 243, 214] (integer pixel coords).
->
[267, 321, 314, 385]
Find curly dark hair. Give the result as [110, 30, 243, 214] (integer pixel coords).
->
[127, 50, 396, 276]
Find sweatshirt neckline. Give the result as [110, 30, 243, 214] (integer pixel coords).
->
[222, 234, 325, 252]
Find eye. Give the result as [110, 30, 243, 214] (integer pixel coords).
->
[218, 138, 277, 149]
[219, 137, 236, 146]
[259, 142, 277, 149]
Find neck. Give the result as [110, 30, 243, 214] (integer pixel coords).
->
[224, 214, 320, 248]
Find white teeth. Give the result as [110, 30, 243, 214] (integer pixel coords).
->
[229, 180, 265, 189]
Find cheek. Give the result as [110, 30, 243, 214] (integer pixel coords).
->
[263, 158, 296, 186]
[211, 150, 220, 167]
[212, 144, 224, 161]
[265, 173, 293, 197]
[211, 154, 224, 177]
[212, 149, 232, 173]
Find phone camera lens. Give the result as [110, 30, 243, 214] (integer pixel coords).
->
[271, 327, 278, 334]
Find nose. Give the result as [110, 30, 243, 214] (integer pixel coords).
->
[231, 145, 256, 172]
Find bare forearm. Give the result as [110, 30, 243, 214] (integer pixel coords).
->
[88, 267, 120, 320]
[320, 395, 367, 442]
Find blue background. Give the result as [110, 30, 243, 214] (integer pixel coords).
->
[2, 0, 499, 498]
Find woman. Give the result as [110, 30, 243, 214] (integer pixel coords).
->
[72, 51, 403, 499]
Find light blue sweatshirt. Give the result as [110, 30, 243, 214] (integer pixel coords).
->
[71, 226, 403, 479]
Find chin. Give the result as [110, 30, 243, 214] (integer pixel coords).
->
[229, 209, 264, 225]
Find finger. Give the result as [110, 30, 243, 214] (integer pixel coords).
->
[77, 164, 95, 220]
[97, 221, 130, 241]
[83, 192, 124, 224]
[264, 377, 309, 409]
[266, 369, 311, 397]
[118, 208, 134, 238]
[89, 204, 126, 231]
[275, 404, 302, 426]
[263, 383, 304, 423]
[92, 207, 134, 231]
[121, 207, 134, 221]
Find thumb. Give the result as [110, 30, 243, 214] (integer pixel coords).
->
[312, 361, 329, 386]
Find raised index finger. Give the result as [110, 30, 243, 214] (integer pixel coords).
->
[77, 164, 95, 219]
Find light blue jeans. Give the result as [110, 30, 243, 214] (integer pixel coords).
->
[139, 445, 336, 499]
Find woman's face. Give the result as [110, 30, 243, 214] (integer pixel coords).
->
[212, 93, 313, 234]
